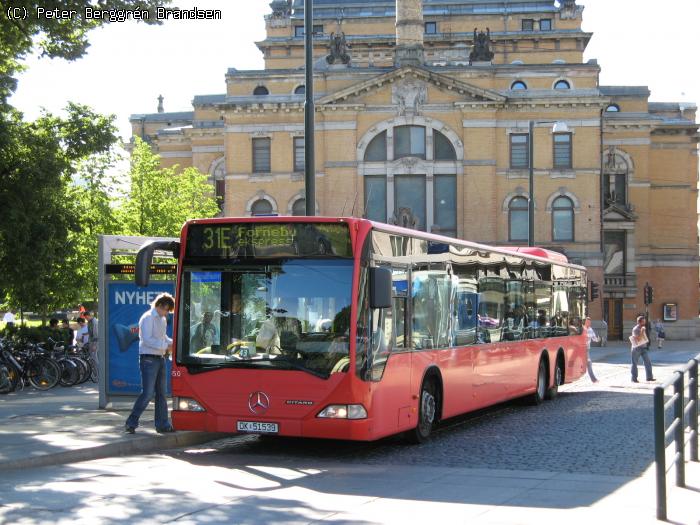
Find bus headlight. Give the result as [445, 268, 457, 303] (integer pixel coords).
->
[317, 404, 367, 420]
[175, 397, 205, 412]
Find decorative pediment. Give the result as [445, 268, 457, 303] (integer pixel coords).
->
[603, 203, 636, 222]
[316, 66, 506, 108]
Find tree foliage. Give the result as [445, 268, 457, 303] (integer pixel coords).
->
[119, 138, 220, 237]
[0, 0, 170, 103]
[68, 151, 124, 303]
[0, 105, 118, 315]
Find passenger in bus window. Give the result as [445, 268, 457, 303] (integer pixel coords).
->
[190, 311, 219, 352]
[568, 316, 582, 336]
[230, 293, 243, 339]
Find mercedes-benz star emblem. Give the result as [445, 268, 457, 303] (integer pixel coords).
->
[248, 391, 270, 415]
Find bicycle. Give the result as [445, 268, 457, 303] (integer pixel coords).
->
[0, 339, 61, 391]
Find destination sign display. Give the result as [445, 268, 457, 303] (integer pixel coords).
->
[105, 264, 177, 275]
[185, 223, 352, 259]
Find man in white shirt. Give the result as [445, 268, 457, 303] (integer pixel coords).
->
[125, 293, 175, 434]
[3, 310, 15, 329]
[75, 317, 89, 347]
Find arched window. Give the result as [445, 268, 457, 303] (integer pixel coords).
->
[294, 85, 306, 95]
[509, 197, 529, 242]
[210, 157, 226, 212]
[251, 199, 273, 215]
[359, 121, 459, 233]
[253, 85, 269, 96]
[553, 80, 571, 90]
[552, 196, 574, 242]
[511, 80, 528, 90]
[433, 130, 456, 160]
[364, 131, 387, 161]
[292, 198, 306, 216]
[604, 150, 628, 207]
[605, 104, 620, 112]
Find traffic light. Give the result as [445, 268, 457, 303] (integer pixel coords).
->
[589, 281, 599, 301]
[644, 283, 654, 305]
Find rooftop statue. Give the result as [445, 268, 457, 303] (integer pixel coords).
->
[326, 32, 351, 65]
[469, 28, 494, 65]
[269, 0, 291, 18]
[559, 0, 583, 20]
[393, 207, 419, 230]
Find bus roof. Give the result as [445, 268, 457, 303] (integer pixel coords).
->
[494, 246, 569, 263]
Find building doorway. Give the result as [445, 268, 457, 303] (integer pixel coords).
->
[604, 298, 623, 340]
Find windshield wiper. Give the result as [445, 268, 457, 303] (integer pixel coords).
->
[186, 361, 260, 374]
[186, 356, 329, 379]
[252, 356, 329, 379]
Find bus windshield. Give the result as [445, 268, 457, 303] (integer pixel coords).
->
[179, 259, 353, 378]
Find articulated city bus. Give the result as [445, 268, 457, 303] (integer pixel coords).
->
[136, 217, 587, 442]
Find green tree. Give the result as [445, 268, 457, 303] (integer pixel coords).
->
[119, 137, 219, 237]
[69, 151, 124, 303]
[0, 0, 169, 103]
[0, 105, 118, 317]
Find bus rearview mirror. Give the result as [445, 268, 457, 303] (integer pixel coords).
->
[135, 240, 180, 287]
[369, 267, 392, 309]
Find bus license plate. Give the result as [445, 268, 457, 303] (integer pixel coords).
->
[237, 421, 279, 434]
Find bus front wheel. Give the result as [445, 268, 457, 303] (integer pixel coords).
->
[407, 379, 437, 444]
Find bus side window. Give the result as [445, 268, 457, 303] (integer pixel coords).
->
[393, 296, 406, 349]
[392, 269, 408, 349]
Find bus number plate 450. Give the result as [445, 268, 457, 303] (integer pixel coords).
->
[237, 421, 279, 434]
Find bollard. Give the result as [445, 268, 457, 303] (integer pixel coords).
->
[654, 385, 667, 521]
[690, 359, 698, 462]
[673, 375, 685, 488]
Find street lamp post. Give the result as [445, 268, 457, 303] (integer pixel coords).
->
[528, 120, 535, 247]
[527, 120, 569, 247]
[304, 0, 315, 216]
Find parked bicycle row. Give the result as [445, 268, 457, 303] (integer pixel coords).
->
[0, 337, 97, 393]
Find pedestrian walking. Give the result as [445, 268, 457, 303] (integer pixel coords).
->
[3, 310, 15, 329]
[585, 317, 599, 383]
[600, 318, 608, 347]
[125, 293, 175, 434]
[654, 319, 666, 349]
[630, 314, 655, 383]
[84, 310, 99, 369]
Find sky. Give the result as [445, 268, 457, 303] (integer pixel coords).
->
[9, 0, 700, 144]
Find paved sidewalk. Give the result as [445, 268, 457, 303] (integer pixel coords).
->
[0, 341, 698, 524]
[0, 384, 225, 471]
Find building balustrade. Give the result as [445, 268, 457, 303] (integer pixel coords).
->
[604, 273, 637, 291]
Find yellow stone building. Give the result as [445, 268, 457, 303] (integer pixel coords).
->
[130, 0, 699, 340]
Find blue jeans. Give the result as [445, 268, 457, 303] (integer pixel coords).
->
[126, 355, 170, 430]
[631, 345, 653, 381]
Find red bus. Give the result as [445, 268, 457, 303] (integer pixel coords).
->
[136, 217, 587, 442]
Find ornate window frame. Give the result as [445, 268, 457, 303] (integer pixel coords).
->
[356, 116, 463, 234]
[246, 192, 278, 216]
[287, 191, 319, 215]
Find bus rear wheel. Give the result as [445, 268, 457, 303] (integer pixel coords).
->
[407, 379, 437, 444]
[529, 359, 547, 406]
[546, 358, 564, 400]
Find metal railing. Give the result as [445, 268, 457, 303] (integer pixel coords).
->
[653, 353, 699, 520]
